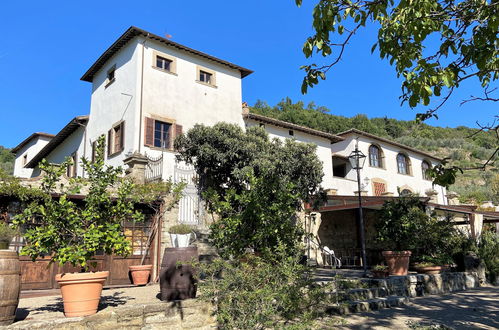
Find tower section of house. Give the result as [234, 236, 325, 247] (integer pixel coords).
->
[331, 128, 447, 204]
[11, 133, 54, 178]
[80, 26, 252, 178]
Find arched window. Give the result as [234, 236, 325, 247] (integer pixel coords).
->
[369, 145, 383, 168]
[397, 153, 410, 175]
[421, 161, 431, 180]
[400, 189, 412, 196]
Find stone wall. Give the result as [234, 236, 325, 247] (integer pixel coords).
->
[367, 272, 481, 298]
[4, 299, 215, 330]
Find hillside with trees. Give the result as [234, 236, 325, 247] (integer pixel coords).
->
[0, 146, 14, 174]
[251, 98, 498, 204]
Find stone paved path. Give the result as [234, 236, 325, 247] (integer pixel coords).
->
[320, 286, 499, 329]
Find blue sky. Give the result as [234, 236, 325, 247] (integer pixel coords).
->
[1, 1, 497, 148]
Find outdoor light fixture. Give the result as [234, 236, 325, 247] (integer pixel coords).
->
[348, 147, 366, 170]
[348, 143, 368, 275]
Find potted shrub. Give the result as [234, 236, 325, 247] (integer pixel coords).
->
[14, 137, 143, 318]
[168, 224, 195, 248]
[371, 264, 389, 278]
[0, 222, 20, 326]
[0, 222, 17, 249]
[376, 194, 429, 276]
[413, 261, 447, 275]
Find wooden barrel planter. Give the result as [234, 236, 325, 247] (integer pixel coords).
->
[0, 250, 21, 326]
[159, 247, 198, 301]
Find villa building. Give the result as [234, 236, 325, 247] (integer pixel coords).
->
[10, 26, 497, 278]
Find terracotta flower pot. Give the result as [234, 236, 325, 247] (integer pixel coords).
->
[414, 265, 446, 275]
[55, 271, 109, 317]
[382, 251, 412, 276]
[129, 264, 152, 286]
[371, 269, 389, 278]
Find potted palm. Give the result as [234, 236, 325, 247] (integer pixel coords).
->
[168, 224, 195, 248]
[376, 194, 428, 276]
[14, 137, 143, 317]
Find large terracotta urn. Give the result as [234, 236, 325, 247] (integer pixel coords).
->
[55, 271, 109, 317]
[382, 251, 412, 276]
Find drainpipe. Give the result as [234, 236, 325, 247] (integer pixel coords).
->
[138, 36, 148, 154]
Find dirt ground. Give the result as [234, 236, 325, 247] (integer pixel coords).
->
[320, 286, 499, 330]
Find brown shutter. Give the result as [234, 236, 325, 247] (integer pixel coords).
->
[107, 129, 112, 156]
[145, 117, 154, 147]
[119, 121, 125, 152]
[173, 124, 183, 150]
[166, 125, 173, 149]
[91, 141, 96, 163]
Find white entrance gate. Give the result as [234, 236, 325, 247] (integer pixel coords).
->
[174, 162, 201, 225]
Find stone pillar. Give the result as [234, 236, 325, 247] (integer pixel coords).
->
[425, 189, 439, 203]
[124, 153, 148, 184]
[446, 192, 460, 205]
[325, 188, 338, 196]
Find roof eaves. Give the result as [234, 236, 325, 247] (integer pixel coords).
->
[337, 128, 443, 162]
[81, 26, 253, 82]
[11, 132, 55, 154]
[25, 116, 89, 168]
[244, 113, 343, 142]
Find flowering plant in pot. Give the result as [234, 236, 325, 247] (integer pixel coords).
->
[371, 264, 389, 278]
[168, 224, 195, 248]
[375, 194, 428, 276]
[14, 136, 143, 317]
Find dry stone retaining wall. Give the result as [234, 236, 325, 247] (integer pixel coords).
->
[3, 299, 215, 330]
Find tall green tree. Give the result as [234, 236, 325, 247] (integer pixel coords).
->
[175, 123, 324, 258]
[297, 0, 498, 116]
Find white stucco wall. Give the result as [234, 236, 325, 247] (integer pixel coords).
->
[13, 136, 52, 178]
[331, 134, 447, 203]
[245, 119, 334, 190]
[84, 38, 141, 170]
[32, 127, 86, 178]
[141, 39, 244, 135]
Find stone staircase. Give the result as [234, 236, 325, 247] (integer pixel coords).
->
[192, 229, 218, 262]
[320, 280, 410, 315]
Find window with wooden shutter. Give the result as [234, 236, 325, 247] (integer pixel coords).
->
[91, 140, 97, 163]
[107, 121, 125, 157]
[144, 117, 181, 150]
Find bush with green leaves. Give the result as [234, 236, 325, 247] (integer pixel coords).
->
[13, 136, 143, 270]
[175, 122, 323, 259]
[477, 229, 499, 283]
[0, 222, 18, 248]
[195, 244, 331, 329]
[375, 194, 429, 251]
[168, 224, 193, 235]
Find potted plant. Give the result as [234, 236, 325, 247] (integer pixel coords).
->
[0, 222, 17, 249]
[413, 261, 447, 275]
[376, 194, 428, 276]
[0, 222, 20, 326]
[168, 224, 195, 248]
[371, 264, 389, 278]
[14, 137, 143, 317]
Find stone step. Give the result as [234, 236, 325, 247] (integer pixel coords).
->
[327, 296, 410, 315]
[344, 287, 389, 301]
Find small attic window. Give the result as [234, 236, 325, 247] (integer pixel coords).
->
[106, 65, 116, 87]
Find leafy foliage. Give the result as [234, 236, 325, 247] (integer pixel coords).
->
[168, 224, 193, 235]
[0, 222, 18, 245]
[477, 228, 499, 283]
[175, 122, 324, 258]
[0, 146, 14, 174]
[195, 244, 332, 329]
[297, 0, 498, 112]
[13, 136, 143, 270]
[376, 194, 429, 251]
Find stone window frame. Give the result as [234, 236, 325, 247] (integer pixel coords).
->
[196, 65, 217, 88]
[421, 159, 432, 181]
[368, 144, 385, 169]
[396, 152, 412, 176]
[152, 50, 177, 75]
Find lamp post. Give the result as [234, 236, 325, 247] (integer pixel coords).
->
[348, 144, 368, 275]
